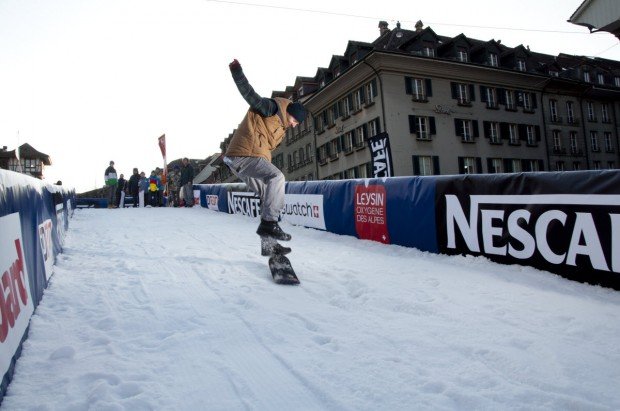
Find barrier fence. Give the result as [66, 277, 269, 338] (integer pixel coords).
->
[196, 170, 620, 291]
[0, 170, 75, 402]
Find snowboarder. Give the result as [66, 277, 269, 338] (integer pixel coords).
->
[223, 59, 306, 245]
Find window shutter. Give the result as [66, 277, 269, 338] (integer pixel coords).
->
[405, 77, 413, 95]
[483, 121, 490, 138]
[425, 79, 433, 97]
[409, 115, 417, 134]
[535, 125, 541, 141]
[518, 124, 527, 140]
[433, 156, 440, 175]
[458, 157, 465, 174]
[429, 117, 436, 135]
[371, 79, 378, 97]
[476, 157, 482, 173]
[469, 84, 476, 101]
[450, 82, 458, 99]
[360, 86, 366, 103]
[472, 120, 479, 138]
[497, 88, 506, 105]
[504, 159, 513, 173]
[480, 86, 488, 103]
[487, 158, 493, 173]
[412, 156, 420, 175]
[375, 117, 381, 133]
[454, 118, 463, 137]
[538, 160, 545, 171]
[500, 122, 509, 139]
[531, 93, 538, 108]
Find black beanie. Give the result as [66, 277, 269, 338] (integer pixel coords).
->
[286, 102, 307, 123]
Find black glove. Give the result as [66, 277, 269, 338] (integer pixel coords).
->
[229, 59, 242, 74]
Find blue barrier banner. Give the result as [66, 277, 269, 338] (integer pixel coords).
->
[0, 170, 75, 401]
[434, 170, 620, 290]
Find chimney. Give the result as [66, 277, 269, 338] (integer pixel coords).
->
[1, 146, 7, 152]
[415, 20, 424, 32]
[378, 21, 389, 36]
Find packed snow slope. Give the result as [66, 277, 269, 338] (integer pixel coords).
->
[3, 208, 620, 411]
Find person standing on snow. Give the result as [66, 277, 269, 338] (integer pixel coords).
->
[127, 168, 140, 208]
[104, 161, 118, 208]
[224, 59, 307, 241]
[180, 157, 194, 207]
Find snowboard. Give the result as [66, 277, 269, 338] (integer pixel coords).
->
[261, 236, 299, 285]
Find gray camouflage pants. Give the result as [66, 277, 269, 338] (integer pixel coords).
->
[224, 156, 284, 221]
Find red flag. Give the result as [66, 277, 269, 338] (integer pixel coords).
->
[158, 134, 167, 185]
[158, 134, 166, 158]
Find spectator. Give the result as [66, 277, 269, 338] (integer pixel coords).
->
[155, 167, 164, 206]
[128, 168, 140, 208]
[138, 171, 148, 207]
[180, 157, 194, 208]
[116, 173, 127, 208]
[104, 161, 118, 209]
[147, 170, 160, 207]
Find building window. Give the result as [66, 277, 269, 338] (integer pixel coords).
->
[570, 132, 579, 154]
[566, 101, 575, 123]
[602, 104, 610, 123]
[353, 88, 363, 111]
[413, 116, 429, 139]
[457, 47, 468, 62]
[423, 47, 435, 57]
[505, 90, 516, 110]
[526, 125, 536, 145]
[556, 161, 565, 171]
[512, 159, 522, 172]
[489, 158, 503, 173]
[508, 124, 519, 145]
[573, 162, 581, 170]
[354, 125, 366, 148]
[516, 59, 526, 71]
[453, 83, 471, 105]
[455, 119, 477, 142]
[549, 99, 559, 122]
[598, 73, 605, 85]
[608, 162, 616, 169]
[343, 131, 354, 153]
[522, 92, 534, 111]
[489, 122, 500, 144]
[587, 102, 596, 121]
[365, 80, 376, 105]
[605, 132, 613, 152]
[485, 87, 497, 108]
[550, 70, 559, 77]
[488, 53, 498, 67]
[462, 157, 477, 174]
[341, 96, 352, 118]
[413, 78, 426, 101]
[584, 71, 591, 82]
[591, 131, 599, 152]
[616, 77, 620, 87]
[413, 156, 435, 176]
[553, 130, 562, 153]
[526, 160, 541, 172]
[368, 118, 380, 137]
[593, 161, 601, 170]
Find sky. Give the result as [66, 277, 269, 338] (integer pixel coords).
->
[3, 207, 620, 409]
[1, 0, 619, 193]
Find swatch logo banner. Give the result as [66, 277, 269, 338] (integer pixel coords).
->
[38, 219, 54, 282]
[367, 132, 394, 178]
[227, 191, 261, 218]
[205, 194, 219, 211]
[0, 213, 35, 377]
[281, 194, 326, 230]
[354, 185, 390, 244]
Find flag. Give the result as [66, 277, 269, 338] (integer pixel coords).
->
[158, 134, 167, 185]
[367, 132, 394, 178]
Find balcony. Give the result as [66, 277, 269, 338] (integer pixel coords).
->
[549, 116, 563, 124]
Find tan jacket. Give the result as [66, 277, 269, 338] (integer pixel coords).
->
[226, 97, 292, 162]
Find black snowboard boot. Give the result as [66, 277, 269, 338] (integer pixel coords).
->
[261, 238, 292, 256]
[256, 219, 291, 241]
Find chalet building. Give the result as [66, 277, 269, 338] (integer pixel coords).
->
[0, 143, 52, 179]
[213, 20, 620, 183]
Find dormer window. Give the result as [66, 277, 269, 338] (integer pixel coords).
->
[584, 71, 591, 82]
[457, 47, 468, 62]
[423, 46, 435, 57]
[320, 80, 326, 87]
[549, 70, 559, 77]
[615, 76, 620, 87]
[298, 86, 304, 97]
[516, 59, 526, 71]
[488, 53, 498, 67]
[597, 73, 605, 85]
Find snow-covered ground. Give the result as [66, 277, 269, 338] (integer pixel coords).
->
[3, 207, 620, 411]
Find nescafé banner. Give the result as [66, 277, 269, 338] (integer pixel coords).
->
[434, 171, 620, 290]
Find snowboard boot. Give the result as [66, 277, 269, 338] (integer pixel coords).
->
[261, 237, 292, 256]
[256, 219, 292, 241]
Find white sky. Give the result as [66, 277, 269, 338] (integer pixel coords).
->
[1, 0, 619, 193]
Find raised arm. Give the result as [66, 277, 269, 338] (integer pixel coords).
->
[229, 59, 277, 117]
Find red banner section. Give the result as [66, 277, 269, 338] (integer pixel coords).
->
[354, 184, 390, 244]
